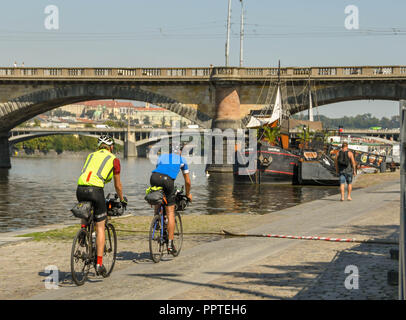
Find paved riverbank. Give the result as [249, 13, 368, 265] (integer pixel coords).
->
[0, 171, 400, 300]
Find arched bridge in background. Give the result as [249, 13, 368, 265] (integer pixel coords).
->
[1, 65, 406, 169]
[9, 127, 207, 158]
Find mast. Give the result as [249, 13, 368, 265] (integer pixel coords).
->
[278, 60, 282, 125]
[308, 75, 314, 121]
[239, 0, 244, 67]
[225, 0, 232, 66]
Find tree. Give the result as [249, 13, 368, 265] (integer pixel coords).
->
[108, 112, 117, 121]
[85, 110, 96, 119]
[33, 119, 41, 127]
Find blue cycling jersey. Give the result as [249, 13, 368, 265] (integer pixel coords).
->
[152, 153, 189, 180]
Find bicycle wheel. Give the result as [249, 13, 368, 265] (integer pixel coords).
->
[71, 228, 91, 286]
[103, 223, 117, 277]
[172, 212, 183, 257]
[149, 215, 164, 263]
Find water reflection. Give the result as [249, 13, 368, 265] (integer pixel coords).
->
[0, 157, 339, 233]
[206, 174, 336, 215]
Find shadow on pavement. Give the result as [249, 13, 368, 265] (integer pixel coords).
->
[128, 273, 282, 299]
[121, 224, 399, 300]
[117, 251, 150, 263]
[293, 226, 399, 300]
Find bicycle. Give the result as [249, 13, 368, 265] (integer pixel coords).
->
[70, 193, 126, 286]
[145, 185, 189, 263]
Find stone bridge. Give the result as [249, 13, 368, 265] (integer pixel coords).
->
[2, 65, 406, 168]
[9, 127, 206, 158]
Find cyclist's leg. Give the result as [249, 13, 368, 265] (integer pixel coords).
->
[92, 189, 108, 267]
[78, 186, 108, 268]
[95, 220, 106, 259]
[165, 204, 175, 241]
[164, 184, 177, 252]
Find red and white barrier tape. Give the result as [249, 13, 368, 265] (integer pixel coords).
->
[222, 230, 397, 245]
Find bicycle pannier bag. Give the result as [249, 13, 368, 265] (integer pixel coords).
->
[144, 187, 164, 205]
[71, 201, 93, 220]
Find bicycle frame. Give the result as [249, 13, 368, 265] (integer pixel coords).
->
[152, 203, 166, 245]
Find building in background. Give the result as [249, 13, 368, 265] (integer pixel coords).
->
[55, 100, 192, 127]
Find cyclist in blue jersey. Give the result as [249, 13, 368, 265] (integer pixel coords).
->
[150, 143, 192, 255]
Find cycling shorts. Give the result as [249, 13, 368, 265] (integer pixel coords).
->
[150, 172, 176, 206]
[76, 185, 107, 222]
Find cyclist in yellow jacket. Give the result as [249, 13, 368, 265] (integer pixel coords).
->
[76, 134, 127, 276]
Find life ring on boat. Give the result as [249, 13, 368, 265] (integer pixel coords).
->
[259, 154, 272, 166]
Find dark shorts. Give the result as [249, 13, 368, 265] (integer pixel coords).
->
[339, 172, 353, 185]
[150, 172, 176, 206]
[76, 185, 107, 222]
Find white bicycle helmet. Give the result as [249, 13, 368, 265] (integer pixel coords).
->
[97, 134, 115, 147]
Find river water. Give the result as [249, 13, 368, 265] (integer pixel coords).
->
[0, 157, 339, 233]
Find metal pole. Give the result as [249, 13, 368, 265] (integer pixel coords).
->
[399, 100, 406, 300]
[225, 0, 232, 66]
[239, 0, 244, 67]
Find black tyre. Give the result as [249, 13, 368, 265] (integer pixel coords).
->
[71, 228, 90, 286]
[149, 215, 164, 263]
[172, 212, 183, 257]
[103, 223, 117, 277]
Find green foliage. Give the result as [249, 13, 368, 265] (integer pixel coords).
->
[260, 126, 280, 145]
[105, 120, 126, 128]
[293, 113, 400, 129]
[297, 126, 315, 143]
[33, 119, 41, 127]
[52, 109, 75, 117]
[14, 135, 123, 153]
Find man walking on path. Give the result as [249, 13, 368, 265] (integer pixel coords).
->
[335, 141, 357, 201]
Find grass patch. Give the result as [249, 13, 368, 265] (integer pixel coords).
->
[15, 214, 265, 242]
[18, 225, 80, 241]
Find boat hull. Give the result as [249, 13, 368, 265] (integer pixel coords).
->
[234, 145, 300, 184]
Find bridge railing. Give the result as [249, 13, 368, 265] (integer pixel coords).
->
[2, 66, 406, 80]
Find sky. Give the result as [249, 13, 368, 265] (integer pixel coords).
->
[0, 0, 405, 119]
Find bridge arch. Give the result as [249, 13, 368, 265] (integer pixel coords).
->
[289, 82, 406, 114]
[0, 84, 213, 132]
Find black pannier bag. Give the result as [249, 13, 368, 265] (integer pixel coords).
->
[106, 193, 125, 216]
[144, 187, 164, 206]
[71, 201, 93, 220]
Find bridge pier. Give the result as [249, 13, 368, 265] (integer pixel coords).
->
[0, 132, 11, 169]
[207, 85, 241, 174]
[124, 128, 137, 158]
